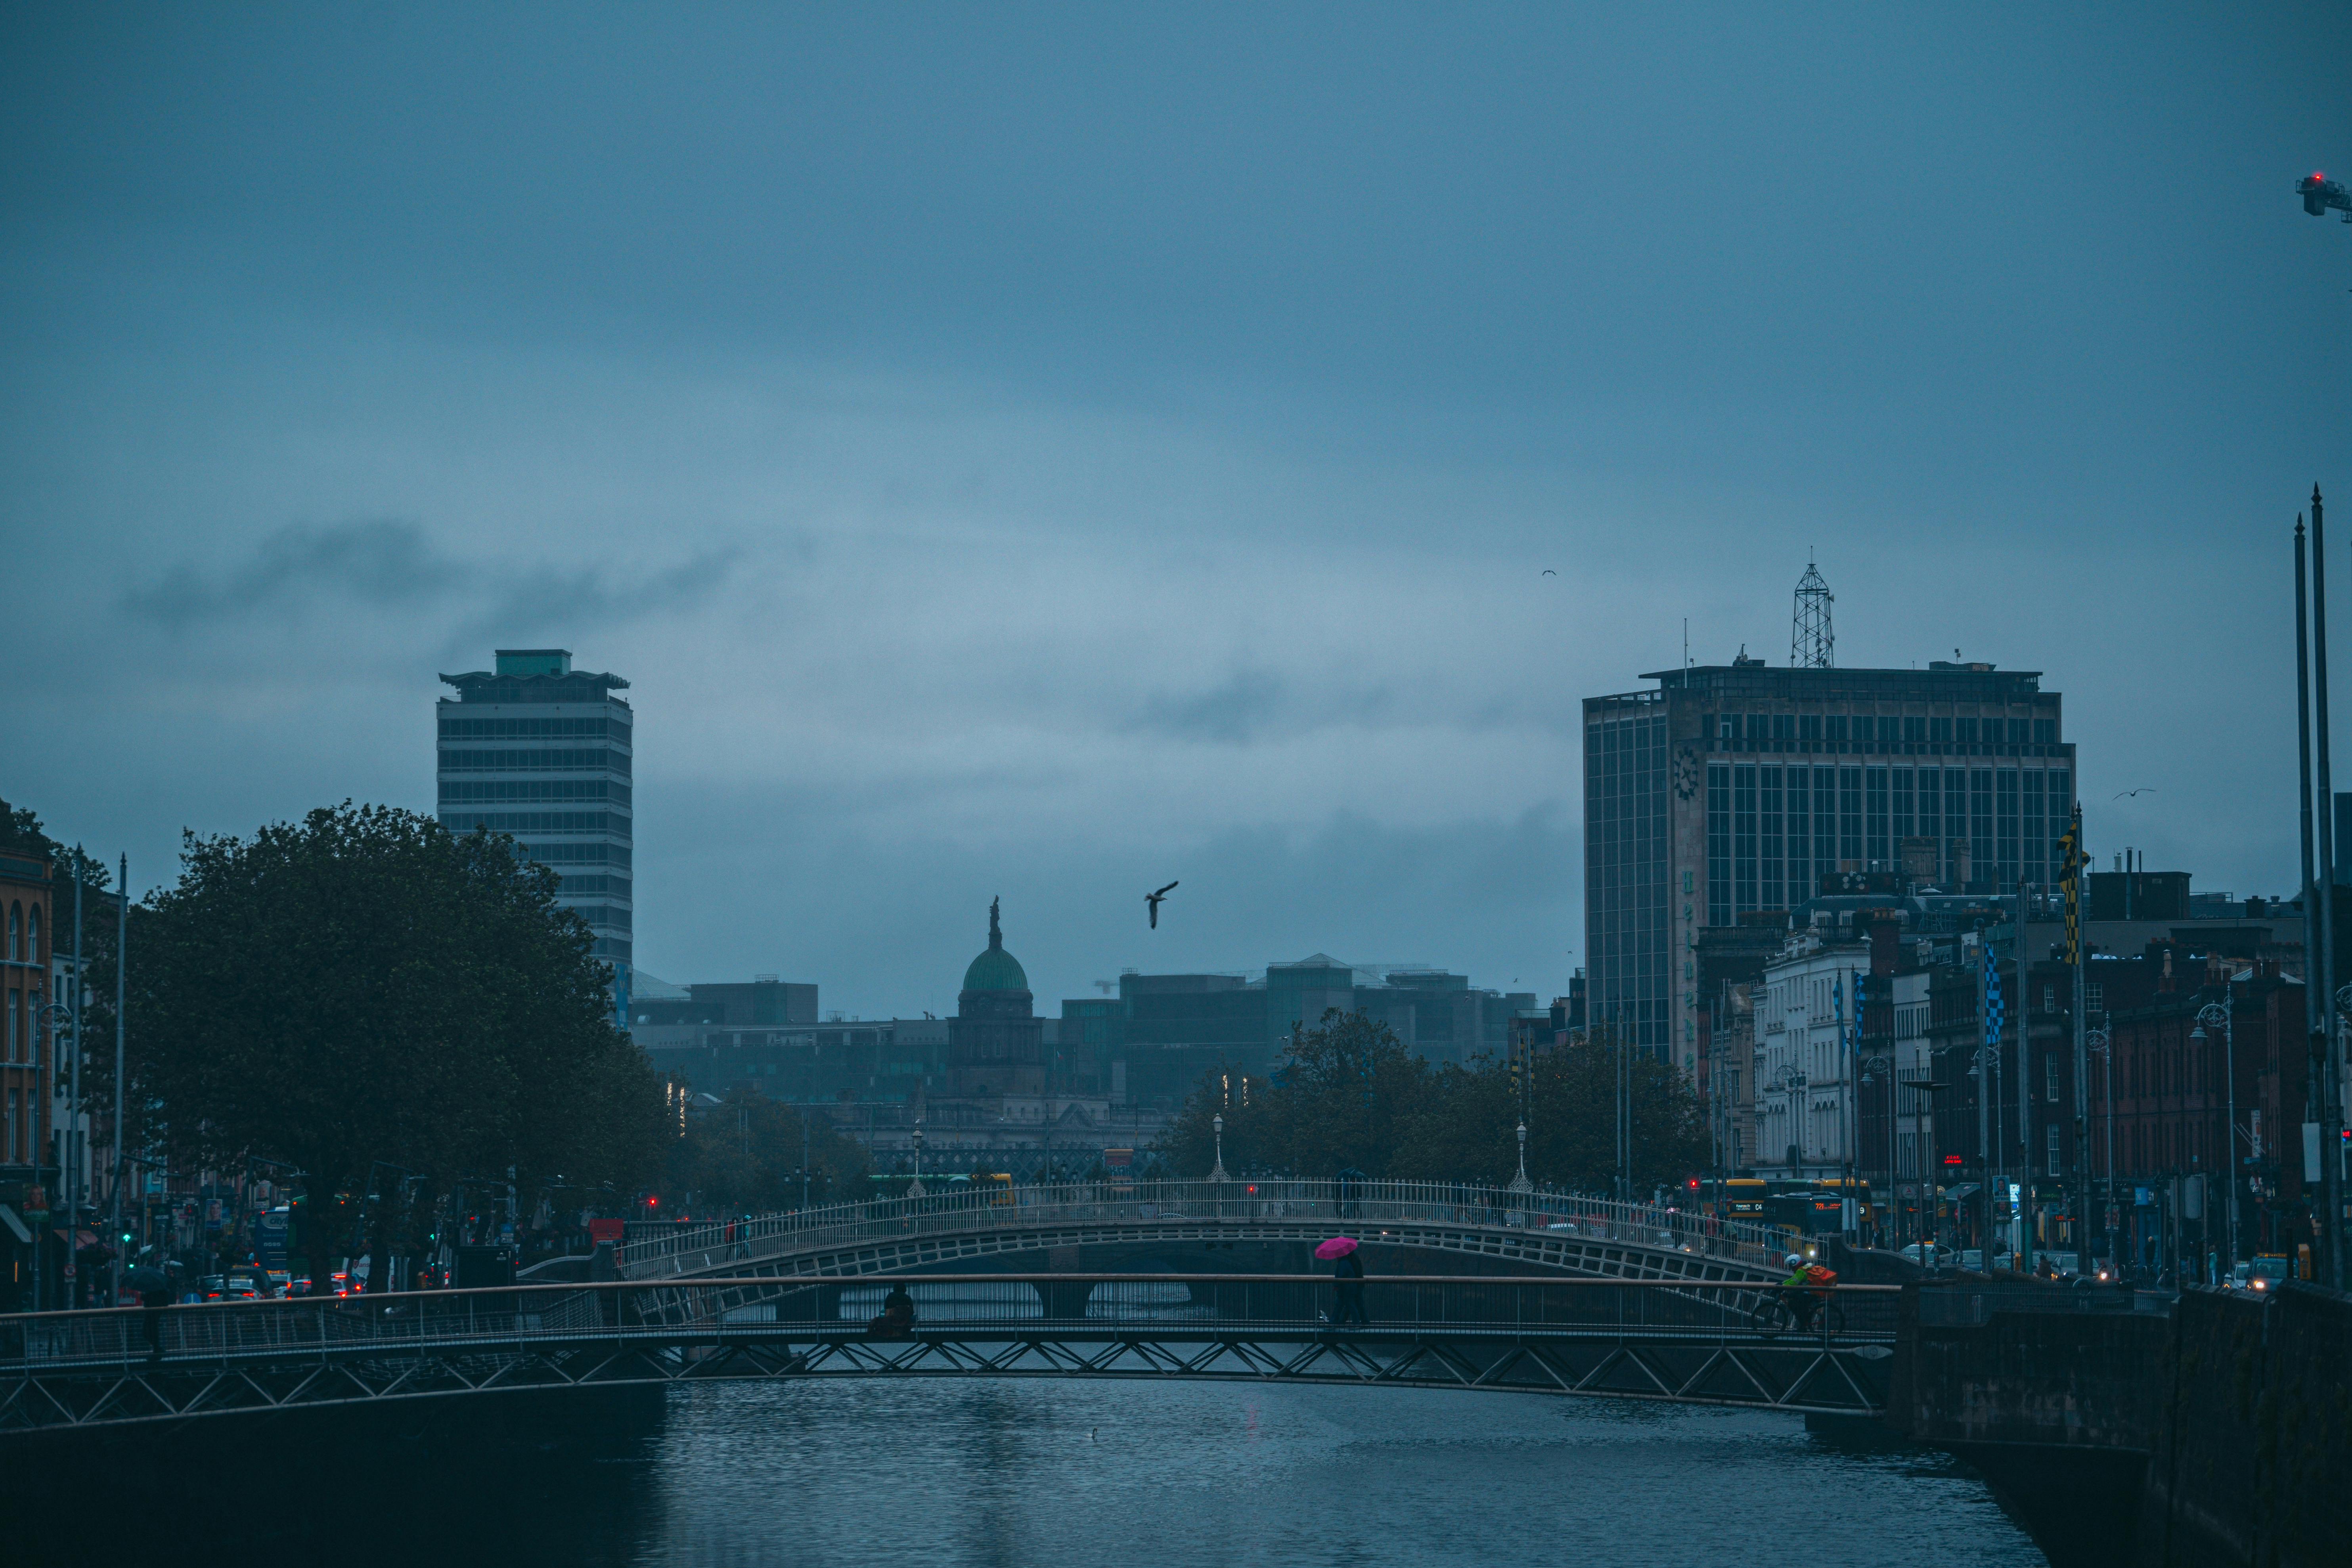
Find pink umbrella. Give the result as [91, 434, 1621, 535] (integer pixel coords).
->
[1315, 1236, 1359, 1260]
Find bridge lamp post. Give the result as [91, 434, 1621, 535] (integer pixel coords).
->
[2086, 1024, 2115, 1269]
[1210, 1114, 1229, 1183]
[1858, 1051, 1894, 1251]
[1508, 1122, 1533, 1199]
[2190, 994, 2240, 1270]
[907, 1122, 928, 1200]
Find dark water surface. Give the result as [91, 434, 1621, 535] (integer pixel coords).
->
[576, 1381, 2046, 1568]
[34, 1381, 2053, 1566]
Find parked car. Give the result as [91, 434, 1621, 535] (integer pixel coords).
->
[197, 1274, 228, 1301]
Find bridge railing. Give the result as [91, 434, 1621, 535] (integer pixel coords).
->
[617, 1179, 1794, 1278]
[0, 1275, 1898, 1375]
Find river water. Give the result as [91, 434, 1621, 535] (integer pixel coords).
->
[455, 1380, 2049, 1568]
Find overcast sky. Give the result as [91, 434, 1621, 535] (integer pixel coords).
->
[5, 5, 2350, 1016]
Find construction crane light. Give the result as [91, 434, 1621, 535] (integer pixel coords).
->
[2300, 172, 2350, 219]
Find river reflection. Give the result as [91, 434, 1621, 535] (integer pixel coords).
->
[614, 1380, 2046, 1568]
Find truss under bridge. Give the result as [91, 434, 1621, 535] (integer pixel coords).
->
[0, 1276, 1896, 1438]
[615, 1180, 1795, 1293]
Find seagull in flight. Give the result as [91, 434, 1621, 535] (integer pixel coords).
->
[1541, 569, 1557, 576]
[1146, 881, 1178, 929]
[2113, 788, 2157, 800]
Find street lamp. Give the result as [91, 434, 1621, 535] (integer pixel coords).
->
[1858, 1051, 1895, 1251]
[1209, 1114, 1229, 1183]
[2190, 990, 2239, 1271]
[2086, 1022, 2117, 1268]
[907, 1121, 928, 1200]
[1509, 1121, 1533, 1198]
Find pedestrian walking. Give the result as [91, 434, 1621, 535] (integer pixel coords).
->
[129, 1262, 173, 1363]
[1317, 1236, 1367, 1326]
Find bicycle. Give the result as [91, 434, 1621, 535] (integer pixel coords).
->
[1749, 1290, 1844, 1337]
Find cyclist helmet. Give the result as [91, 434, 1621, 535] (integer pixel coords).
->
[1785, 1253, 1804, 1269]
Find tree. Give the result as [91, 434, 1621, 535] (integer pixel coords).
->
[124, 803, 667, 1246]
[1161, 1012, 1709, 1193]
[1161, 1010, 1433, 1178]
[662, 1085, 871, 1213]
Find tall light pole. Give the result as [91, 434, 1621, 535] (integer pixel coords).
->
[108, 853, 126, 1310]
[907, 1121, 927, 1199]
[1209, 1114, 1229, 1183]
[2192, 991, 2239, 1270]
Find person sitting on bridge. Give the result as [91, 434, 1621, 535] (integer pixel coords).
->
[868, 1283, 916, 1340]
[1780, 1252, 1837, 1333]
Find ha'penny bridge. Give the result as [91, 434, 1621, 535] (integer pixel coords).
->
[13, 1177, 2337, 1568]
[2, 1181, 1904, 1436]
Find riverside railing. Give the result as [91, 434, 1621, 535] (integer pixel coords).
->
[0, 1275, 1898, 1377]
[617, 1179, 1794, 1278]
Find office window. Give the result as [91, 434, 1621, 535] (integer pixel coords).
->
[1708, 764, 1731, 927]
[1800, 715, 1822, 741]
[1761, 766, 1784, 909]
[1815, 768, 1838, 885]
[1930, 717, 1952, 744]
[1904, 716, 1927, 744]
[1956, 717, 1978, 745]
[1734, 764, 1759, 915]
[2034, 719, 2056, 745]
[1970, 769, 1995, 886]
[2009, 718, 2030, 744]
[1865, 766, 1890, 865]
[1997, 769, 2020, 892]
[2043, 985, 2056, 1014]
[2046, 1054, 2061, 1100]
[1893, 767, 1915, 843]
[1772, 714, 1794, 741]
[1785, 768, 1810, 907]
[2047, 1124, 2062, 1176]
[1826, 715, 1849, 743]
[1877, 717, 1899, 745]
[2086, 982, 2103, 1014]
[1839, 767, 1863, 865]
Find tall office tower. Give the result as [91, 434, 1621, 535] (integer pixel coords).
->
[438, 649, 634, 1024]
[1583, 655, 2075, 1070]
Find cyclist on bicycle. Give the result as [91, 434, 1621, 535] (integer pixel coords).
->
[1779, 1252, 1838, 1333]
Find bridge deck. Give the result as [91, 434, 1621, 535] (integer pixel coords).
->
[0, 1276, 1895, 1436]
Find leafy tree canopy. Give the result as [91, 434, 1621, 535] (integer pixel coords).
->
[661, 1084, 871, 1214]
[125, 802, 666, 1202]
[1161, 1011, 1708, 1193]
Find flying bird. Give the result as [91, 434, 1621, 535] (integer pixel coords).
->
[2113, 788, 2157, 800]
[1541, 569, 1557, 576]
[1146, 881, 1178, 928]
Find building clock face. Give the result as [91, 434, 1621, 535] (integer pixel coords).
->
[1673, 747, 1701, 802]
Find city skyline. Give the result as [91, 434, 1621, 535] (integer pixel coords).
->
[7, 7, 2348, 1018]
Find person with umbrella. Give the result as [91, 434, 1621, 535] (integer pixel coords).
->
[128, 1255, 174, 1363]
[1317, 1236, 1367, 1327]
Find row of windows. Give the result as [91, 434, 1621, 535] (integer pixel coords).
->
[437, 748, 632, 776]
[519, 842, 632, 868]
[1584, 712, 1671, 1053]
[438, 716, 632, 743]
[447, 680, 630, 706]
[1707, 764, 2071, 923]
[440, 811, 630, 836]
[554, 873, 632, 897]
[1709, 714, 2057, 745]
[439, 779, 632, 806]
[4, 902, 39, 965]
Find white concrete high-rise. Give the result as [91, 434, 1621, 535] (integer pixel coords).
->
[437, 649, 633, 1023]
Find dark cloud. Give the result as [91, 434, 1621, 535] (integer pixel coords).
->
[1131, 670, 1286, 744]
[121, 520, 457, 628]
[120, 520, 735, 647]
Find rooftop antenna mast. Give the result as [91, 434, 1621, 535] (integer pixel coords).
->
[1792, 555, 1833, 668]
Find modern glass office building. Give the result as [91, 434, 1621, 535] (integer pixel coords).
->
[437, 649, 633, 1023]
[1584, 658, 2075, 1070]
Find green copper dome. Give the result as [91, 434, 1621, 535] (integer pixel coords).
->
[961, 896, 1030, 993]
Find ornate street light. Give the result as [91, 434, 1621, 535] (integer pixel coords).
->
[907, 1121, 928, 1200]
[1210, 1114, 1230, 1183]
[1509, 1121, 1533, 1198]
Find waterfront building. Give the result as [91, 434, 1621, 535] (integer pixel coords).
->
[1583, 651, 2078, 1072]
[0, 849, 51, 1307]
[437, 649, 633, 1023]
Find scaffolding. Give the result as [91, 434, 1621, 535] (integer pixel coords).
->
[1791, 560, 1833, 668]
